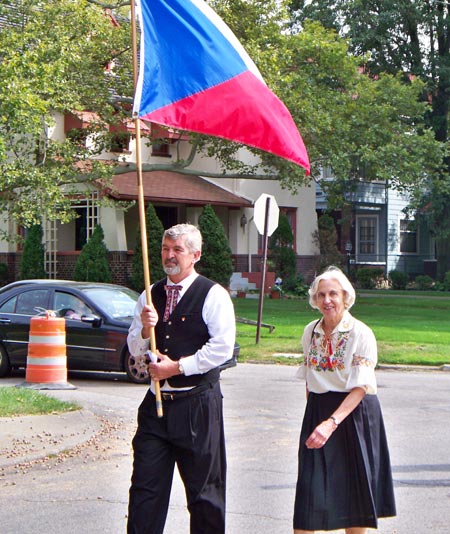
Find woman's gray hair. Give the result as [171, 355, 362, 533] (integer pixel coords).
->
[308, 266, 356, 310]
[163, 224, 202, 254]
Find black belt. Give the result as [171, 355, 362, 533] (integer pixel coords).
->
[159, 383, 211, 401]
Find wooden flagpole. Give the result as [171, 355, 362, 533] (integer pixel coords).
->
[131, 0, 163, 417]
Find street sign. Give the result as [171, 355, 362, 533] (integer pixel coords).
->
[253, 194, 279, 236]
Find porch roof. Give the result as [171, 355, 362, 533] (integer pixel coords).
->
[107, 170, 252, 208]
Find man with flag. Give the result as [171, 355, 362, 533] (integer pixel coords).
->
[127, 224, 235, 534]
[127, 0, 310, 530]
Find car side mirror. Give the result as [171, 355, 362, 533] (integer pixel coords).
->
[80, 314, 102, 328]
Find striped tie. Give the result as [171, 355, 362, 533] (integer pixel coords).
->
[163, 285, 183, 322]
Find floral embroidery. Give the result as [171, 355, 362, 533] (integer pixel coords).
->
[352, 355, 375, 368]
[307, 331, 348, 372]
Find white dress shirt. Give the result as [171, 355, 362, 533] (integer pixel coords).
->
[127, 272, 236, 388]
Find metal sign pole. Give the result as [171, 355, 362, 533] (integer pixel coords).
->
[256, 196, 271, 344]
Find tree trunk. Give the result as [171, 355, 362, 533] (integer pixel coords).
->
[435, 236, 450, 280]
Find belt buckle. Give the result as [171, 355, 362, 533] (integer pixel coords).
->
[162, 392, 175, 401]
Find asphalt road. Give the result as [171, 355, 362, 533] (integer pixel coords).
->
[1, 363, 450, 533]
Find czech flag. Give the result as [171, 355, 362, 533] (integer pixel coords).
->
[133, 0, 310, 174]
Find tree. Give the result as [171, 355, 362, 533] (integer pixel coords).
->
[73, 225, 112, 282]
[312, 213, 343, 273]
[197, 205, 233, 288]
[289, 0, 450, 276]
[269, 213, 297, 282]
[130, 202, 165, 292]
[0, 0, 131, 234]
[19, 224, 47, 279]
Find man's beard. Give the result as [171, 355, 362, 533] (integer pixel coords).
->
[163, 263, 180, 276]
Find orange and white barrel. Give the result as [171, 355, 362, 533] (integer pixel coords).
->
[25, 312, 68, 385]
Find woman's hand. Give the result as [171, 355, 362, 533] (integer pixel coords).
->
[305, 418, 337, 449]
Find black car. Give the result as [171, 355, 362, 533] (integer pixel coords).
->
[0, 280, 237, 384]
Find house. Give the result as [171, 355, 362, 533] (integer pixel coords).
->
[0, 111, 319, 287]
[316, 168, 436, 279]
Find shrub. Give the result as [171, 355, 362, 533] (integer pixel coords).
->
[355, 267, 385, 289]
[19, 224, 47, 279]
[73, 225, 112, 283]
[0, 263, 9, 286]
[130, 202, 165, 292]
[282, 274, 309, 297]
[414, 274, 434, 290]
[388, 270, 408, 290]
[197, 205, 233, 288]
[442, 271, 450, 291]
[269, 213, 297, 280]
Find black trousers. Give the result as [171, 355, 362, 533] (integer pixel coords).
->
[127, 381, 226, 534]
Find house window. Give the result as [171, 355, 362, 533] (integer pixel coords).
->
[357, 216, 377, 255]
[110, 133, 131, 153]
[151, 142, 171, 157]
[72, 193, 99, 251]
[399, 219, 418, 254]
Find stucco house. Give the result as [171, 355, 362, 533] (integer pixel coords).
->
[0, 111, 319, 287]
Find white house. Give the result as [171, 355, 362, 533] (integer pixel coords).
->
[0, 111, 319, 286]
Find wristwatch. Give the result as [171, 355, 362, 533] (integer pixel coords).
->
[178, 360, 184, 375]
[330, 415, 340, 426]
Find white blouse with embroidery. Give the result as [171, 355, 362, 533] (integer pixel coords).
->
[296, 311, 378, 395]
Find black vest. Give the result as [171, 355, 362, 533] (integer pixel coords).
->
[151, 275, 220, 388]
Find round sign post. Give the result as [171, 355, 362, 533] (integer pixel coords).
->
[253, 194, 279, 344]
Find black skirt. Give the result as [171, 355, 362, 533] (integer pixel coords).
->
[293, 391, 396, 531]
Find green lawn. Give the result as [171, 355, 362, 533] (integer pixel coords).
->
[0, 387, 79, 417]
[233, 292, 450, 366]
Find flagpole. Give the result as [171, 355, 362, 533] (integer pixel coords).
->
[131, 0, 163, 418]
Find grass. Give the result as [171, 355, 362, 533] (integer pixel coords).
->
[0, 386, 79, 417]
[233, 291, 450, 366]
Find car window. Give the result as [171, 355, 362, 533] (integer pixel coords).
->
[54, 291, 93, 320]
[0, 295, 17, 313]
[82, 287, 138, 318]
[15, 289, 50, 315]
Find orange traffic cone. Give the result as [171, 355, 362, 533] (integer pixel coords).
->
[19, 311, 76, 390]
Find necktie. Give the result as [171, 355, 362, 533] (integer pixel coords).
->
[163, 285, 183, 322]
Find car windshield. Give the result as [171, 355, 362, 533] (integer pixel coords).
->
[82, 287, 139, 319]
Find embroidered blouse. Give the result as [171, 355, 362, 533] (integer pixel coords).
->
[296, 311, 378, 395]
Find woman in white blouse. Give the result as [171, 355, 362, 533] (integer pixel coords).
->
[293, 266, 396, 534]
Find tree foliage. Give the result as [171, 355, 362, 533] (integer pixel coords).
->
[197, 205, 233, 288]
[73, 224, 112, 282]
[2, 0, 448, 276]
[0, 0, 131, 231]
[289, 0, 450, 275]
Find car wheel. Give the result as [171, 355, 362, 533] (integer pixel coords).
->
[0, 344, 12, 378]
[125, 350, 150, 384]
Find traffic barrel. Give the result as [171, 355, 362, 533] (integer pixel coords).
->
[20, 311, 76, 390]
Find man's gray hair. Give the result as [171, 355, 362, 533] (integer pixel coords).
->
[308, 265, 356, 310]
[163, 224, 202, 254]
